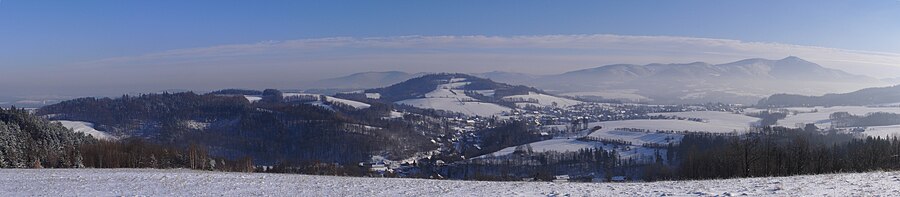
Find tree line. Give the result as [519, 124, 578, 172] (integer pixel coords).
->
[0, 106, 255, 172]
[668, 126, 900, 180]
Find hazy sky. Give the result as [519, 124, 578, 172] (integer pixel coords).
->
[2, 0, 900, 98]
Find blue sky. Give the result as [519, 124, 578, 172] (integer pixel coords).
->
[2, 0, 900, 97]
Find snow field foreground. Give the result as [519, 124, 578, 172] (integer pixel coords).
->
[3, 169, 900, 196]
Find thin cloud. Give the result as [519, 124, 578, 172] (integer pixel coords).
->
[4, 34, 900, 97]
[77, 34, 900, 76]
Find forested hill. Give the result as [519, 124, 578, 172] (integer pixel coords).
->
[365, 73, 543, 102]
[758, 85, 900, 107]
[0, 107, 94, 168]
[37, 91, 445, 165]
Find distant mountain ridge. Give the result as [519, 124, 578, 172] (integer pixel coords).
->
[529, 57, 883, 104]
[310, 57, 887, 104]
[305, 71, 426, 89]
[547, 56, 875, 86]
[470, 71, 541, 85]
[759, 85, 900, 107]
[307, 71, 543, 90]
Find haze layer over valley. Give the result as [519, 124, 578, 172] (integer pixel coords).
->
[307, 57, 888, 104]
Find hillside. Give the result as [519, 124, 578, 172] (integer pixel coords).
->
[36, 92, 445, 165]
[362, 73, 574, 116]
[4, 169, 899, 196]
[365, 73, 541, 102]
[759, 85, 900, 107]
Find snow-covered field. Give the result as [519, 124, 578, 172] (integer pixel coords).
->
[503, 111, 757, 162]
[398, 98, 510, 117]
[54, 120, 118, 141]
[485, 138, 662, 161]
[863, 125, 900, 139]
[503, 92, 581, 108]
[589, 130, 683, 145]
[365, 93, 381, 99]
[648, 111, 761, 129]
[776, 106, 900, 128]
[588, 119, 754, 135]
[243, 95, 262, 103]
[3, 169, 900, 196]
[773, 106, 900, 129]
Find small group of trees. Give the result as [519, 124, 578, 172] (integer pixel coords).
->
[746, 111, 788, 127]
[577, 136, 633, 146]
[283, 94, 319, 103]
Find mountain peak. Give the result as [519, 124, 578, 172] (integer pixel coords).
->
[347, 71, 410, 76]
[777, 56, 813, 64]
[771, 56, 822, 69]
[782, 56, 803, 61]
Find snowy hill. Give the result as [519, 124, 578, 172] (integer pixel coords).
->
[307, 71, 540, 90]
[393, 76, 511, 117]
[229, 92, 372, 110]
[366, 73, 540, 102]
[365, 73, 571, 116]
[5, 169, 900, 196]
